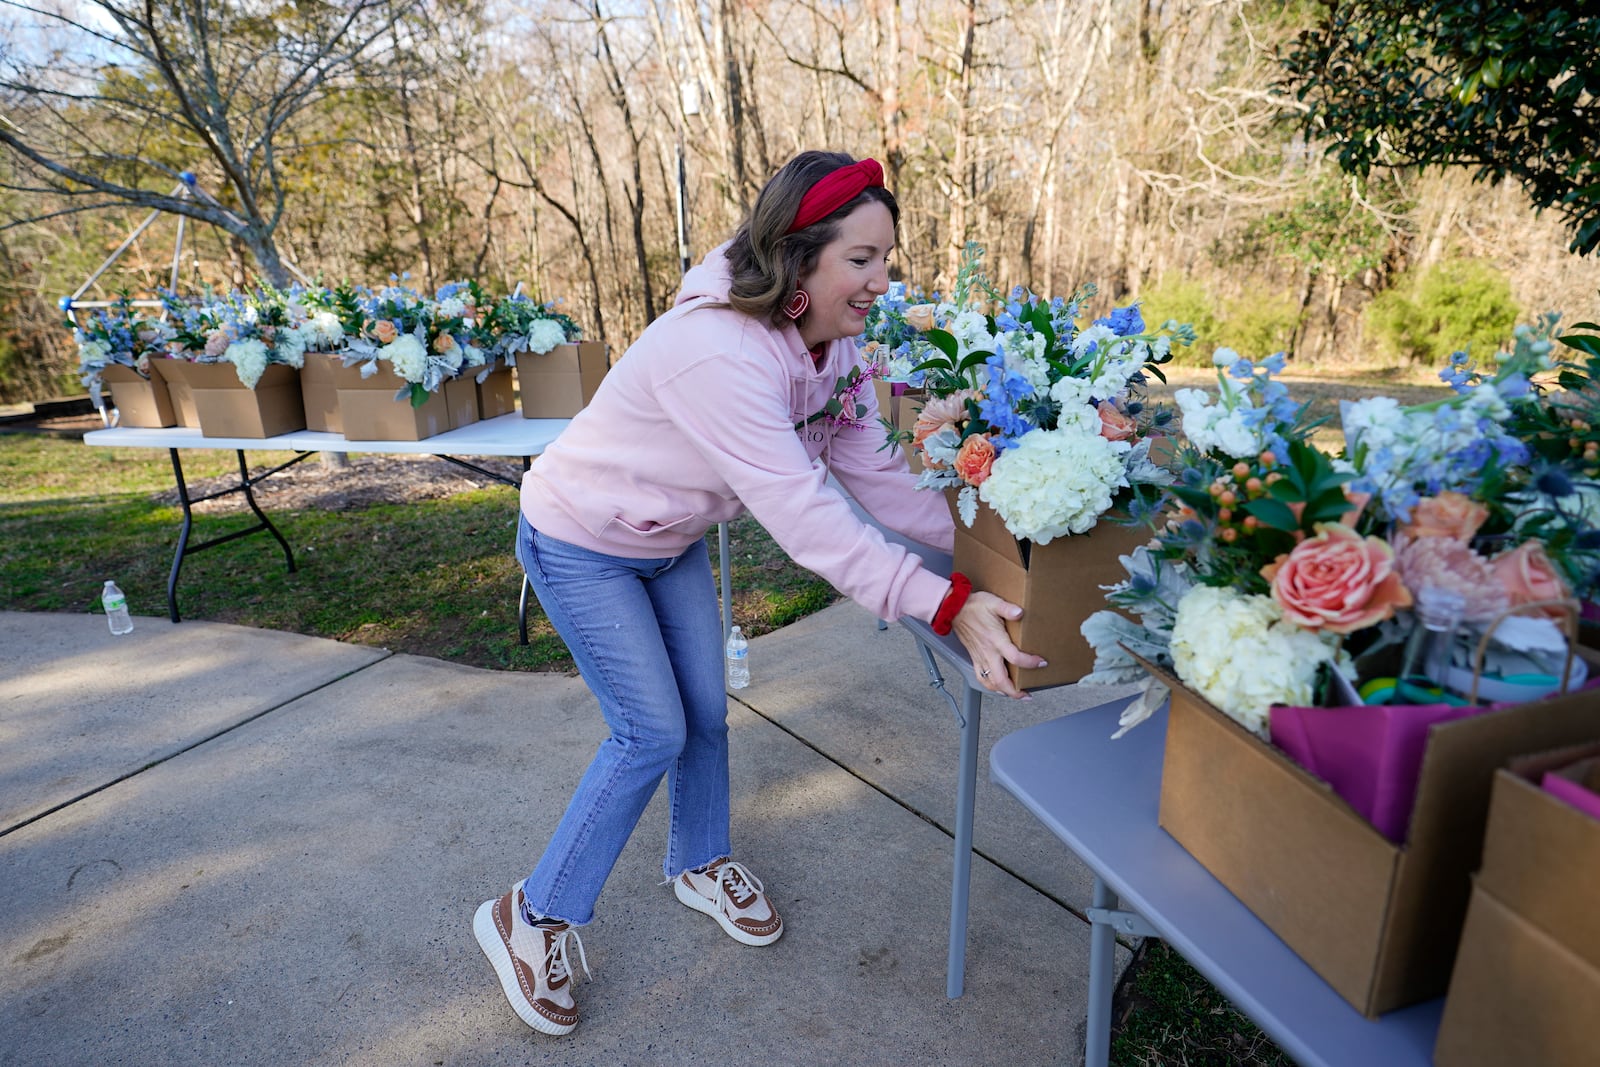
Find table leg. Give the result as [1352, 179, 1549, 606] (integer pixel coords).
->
[947, 677, 983, 999]
[1086, 876, 1117, 1067]
[518, 575, 531, 646]
[166, 448, 192, 623]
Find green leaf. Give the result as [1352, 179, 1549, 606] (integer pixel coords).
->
[1243, 496, 1300, 532]
[923, 328, 959, 361]
[956, 349, 992, 375]
[1557, 333, 1600, 357]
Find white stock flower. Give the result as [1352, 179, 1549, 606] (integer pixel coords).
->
[949, 310, 992, 356]
[978, 425, 1129, 544]
[1175, 387, 1259, 459]
[381, 334, 428, 382]
[224, 338, 270, 388]
[1050, 375, 1093, 409]
[1341, 396, 1403, 452]
[1170, 585, 1339, 737]
[1071, 323, 1115, 357]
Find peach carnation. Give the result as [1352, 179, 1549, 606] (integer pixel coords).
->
[1261, 523, 1413, 633]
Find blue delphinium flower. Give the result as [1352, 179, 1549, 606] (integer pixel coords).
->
[1094, 303, 1144, 337]
[979, 348, 1037, 448]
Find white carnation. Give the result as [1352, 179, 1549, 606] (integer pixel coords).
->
[381, 334, 428, 382]
[1170, 585, 1339, 737]
[978, 425, 1129, 544]
[224, 338, 270, 388]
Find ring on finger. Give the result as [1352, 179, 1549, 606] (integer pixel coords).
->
[979, 668, 990, 678]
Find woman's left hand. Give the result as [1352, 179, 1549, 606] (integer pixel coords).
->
[949, 591, 1047, 699]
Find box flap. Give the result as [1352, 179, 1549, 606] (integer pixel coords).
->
[1377, 647, 1600, 1008]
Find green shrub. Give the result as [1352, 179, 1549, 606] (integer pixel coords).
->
[1363, 258, 1519, 365]
[1139, 274, 1221, 366]
[1222, 290, 1300, 360]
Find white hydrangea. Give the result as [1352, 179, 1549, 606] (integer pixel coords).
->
[436, 296, 467, 319]
[381, 334, 428, 382]
[274, 326, 308, 369]
[1170, 585, 1340, 737]
[978, 425, 1130, 544]
[78, 339, 110, 365]
[1175, 387, 1259, 459]
[525, 318, 567, 355]
[1050, 375, 1093, 409]
[224, 338, 270, 388]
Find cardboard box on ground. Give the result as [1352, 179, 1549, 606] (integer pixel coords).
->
[516, 342, 608, 419]
[1434, 743, 1600, 1066]
[160, 360, 305, 439]
[1147, 649, 1600, 1018]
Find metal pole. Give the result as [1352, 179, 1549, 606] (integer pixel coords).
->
[675, 138, 691, 278]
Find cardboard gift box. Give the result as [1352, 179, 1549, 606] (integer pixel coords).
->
[955, 498, 1151, 689]
[1434, 745, 1600, 1066]
[152, 359, 200, 427]
[441, 375, 478, 431]
[161, 360, 305, 439]
[1150, 652, 1600, 1018]
[476, 364, 517, 420]
[516, 342, 608, 418]
[101, 362, 176, 428]
[298, 352, 370, 434]
[871, 379, 926, 473]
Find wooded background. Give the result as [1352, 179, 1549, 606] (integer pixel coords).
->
[4, 0, 1598, 405]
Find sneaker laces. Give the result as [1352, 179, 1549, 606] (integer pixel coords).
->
[714, 860, 764, 910]
[544, 925, 592, 985]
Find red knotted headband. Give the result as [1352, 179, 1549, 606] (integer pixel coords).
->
[786, 158, 886, 234]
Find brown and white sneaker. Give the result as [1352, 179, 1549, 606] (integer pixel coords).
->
[674, 858, 784, 946]
[472, 885, 590, 1035]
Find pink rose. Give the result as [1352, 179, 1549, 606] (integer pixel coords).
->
[1260, 523, 1413, 633]
[953, 433, 997, 486]
[1096, 401, 1137, 442]
[903, 303, 938, 332]
[1402, 492, 1489, 542]
[1490, 541, 1571, 622]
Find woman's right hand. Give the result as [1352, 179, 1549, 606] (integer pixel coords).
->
[949, 590, 1047, 699]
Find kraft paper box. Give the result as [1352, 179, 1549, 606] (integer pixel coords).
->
[100, 362, 176, 427]
[954, 498, 1150, 689]
[298, 352, 373, 433]
[871, 381, 926, 473]
[1149, 650, 1600, 1018]
[442, 376, 478, 431]
[476, 364, 517, 420]
[338, 386, 449, 442]
[1434, 744, 1600, 1066]
[516, 342, 608, 418]
[163, 360, 305, 439]
[153, 359, 200, 427]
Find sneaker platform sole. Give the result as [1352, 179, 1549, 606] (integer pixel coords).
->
[472, 898, 578, 1036]
[673, 879, 784, 946]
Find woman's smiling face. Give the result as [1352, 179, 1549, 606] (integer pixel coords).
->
[796, 200, 895, 349]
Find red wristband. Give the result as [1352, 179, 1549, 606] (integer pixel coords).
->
[931, 572, 972, 636]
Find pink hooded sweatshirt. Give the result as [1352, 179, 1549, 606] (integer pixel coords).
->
[519, 244, 955, 624]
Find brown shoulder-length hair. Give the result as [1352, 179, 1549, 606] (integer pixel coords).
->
[724, 151, 900, 329]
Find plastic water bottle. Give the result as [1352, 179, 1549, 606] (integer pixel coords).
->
[102, 580, 134, 635]
[725, 625, 749, 689]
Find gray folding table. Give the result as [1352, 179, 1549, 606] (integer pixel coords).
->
[989, 697, 1444, 1066]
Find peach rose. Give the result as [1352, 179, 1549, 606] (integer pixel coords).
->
[1402, 491, 1489, 543]
[204, 329, 230, 358]
[903, 303, 938, 332]
[1096, 401, 1137, 442]
[1260, 523, 1413, 633]
[373, 319, 398, 344]
[953, 433, 997, 486]
[432, 332, 456, 353]
[1490, 541, 1571, 621]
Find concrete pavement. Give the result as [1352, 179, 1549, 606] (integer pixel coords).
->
[0, 605, 1137, 1066]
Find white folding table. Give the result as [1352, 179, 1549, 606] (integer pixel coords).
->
[990, 698, 1445, 1066]
[83, 414, 568, 632]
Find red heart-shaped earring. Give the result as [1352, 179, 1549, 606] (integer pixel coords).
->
[782, 290, 810, 319]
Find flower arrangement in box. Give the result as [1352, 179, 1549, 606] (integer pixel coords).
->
[156, 286, 321, 388]
[1082, 324, 1597, 749]
[864, 243, 1193, 544]
[71, 294, 174, 406]
[345, 277, 487, 407]
[489, 290, 583, 363]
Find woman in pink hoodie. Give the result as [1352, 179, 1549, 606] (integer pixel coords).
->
[473, 150, 1044, 1036]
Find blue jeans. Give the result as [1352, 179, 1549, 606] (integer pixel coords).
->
[514, 514, 731, 925]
